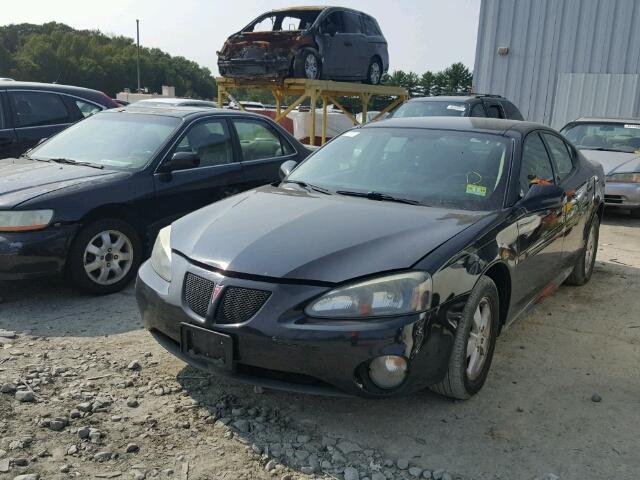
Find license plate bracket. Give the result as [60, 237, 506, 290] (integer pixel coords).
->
[180, 323, 234, 371]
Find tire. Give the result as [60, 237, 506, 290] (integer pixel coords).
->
[565, 215, 600, 286]
[631, 208, 640, 219]
[429, 276, 500, 400]
[67, 219, 142, 294]
[293, 48, 321, 80]
[365, 58, 383, 85]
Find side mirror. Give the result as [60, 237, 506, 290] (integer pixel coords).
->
[519, 183, 564, 211]
[279, 160, 298, 180]
[164, 152, 200, 172]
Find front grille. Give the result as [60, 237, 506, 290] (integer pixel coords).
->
[605, 194, 624, 204]
[215, 287, 271, 324]
[184, 273, 215, 317]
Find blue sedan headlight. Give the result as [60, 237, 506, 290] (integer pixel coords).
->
[305, 271, 432, 319]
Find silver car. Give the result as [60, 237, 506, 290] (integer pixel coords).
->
[562, 118, 640, 218]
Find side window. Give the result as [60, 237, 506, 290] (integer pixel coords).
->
[520, 132, 555, 197]
[10, 91, 71, 128]
[174, 119, 233, 168]
[502, 101, 524, 120]
[342, 12, 363, 33]
[75, 99, 101, 118]
[542, 132, 574, 181]
[0, 95, 5, 129]
[485, 102, 504, 119]
[470, 103, 487, 117]
[363, 16, 382, 36]
[322, 12, 343, 33]
[233, 119, 294, 161]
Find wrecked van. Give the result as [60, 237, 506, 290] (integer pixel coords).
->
[217, 7, 389, 84]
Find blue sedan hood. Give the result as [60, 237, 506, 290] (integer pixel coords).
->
[0, 157, 119, 208]
[172, 185, 491, 284]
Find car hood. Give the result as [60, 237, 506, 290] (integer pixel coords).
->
[172, 185, 491, 284]
[0, 157, 120, 208]
[580, 149, 640, 175]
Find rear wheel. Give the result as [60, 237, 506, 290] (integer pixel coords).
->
[429, 277, 499, 399]
[565, 215, 599, 286]
[293, 48, 321, 80]
[365, 58, 383, 85]
[68, 219, 141, 294]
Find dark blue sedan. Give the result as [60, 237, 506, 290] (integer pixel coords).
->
[0, 106, 309, 293]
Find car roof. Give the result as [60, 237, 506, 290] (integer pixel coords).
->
[406, 96, 476, 103]
[108, 105, 277, 120]
[363, 116, 551, 136]
[569, 117, 640, 124]
[271, 6, 328, 12]
[134, 97, 214, 104]
[0, 80, 106, 96]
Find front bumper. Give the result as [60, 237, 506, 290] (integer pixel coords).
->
[605, 182, 640, 209]
[0, 224, 79, 280]
[218, 56, 291, 79]
[135, 256, 455, 398]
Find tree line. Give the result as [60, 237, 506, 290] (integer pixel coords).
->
[0, 22, 217, 99]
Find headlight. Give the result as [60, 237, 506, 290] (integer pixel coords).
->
[0, 210, 54, 232]
[151, 225, 172, 282]
[305, 271, 432, 319]
[606, 173, 640, 183]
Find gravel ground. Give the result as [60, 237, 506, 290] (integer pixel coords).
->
[1, 212, 639, 480]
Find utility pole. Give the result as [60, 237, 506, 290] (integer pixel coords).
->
[136, 19, 141, 93]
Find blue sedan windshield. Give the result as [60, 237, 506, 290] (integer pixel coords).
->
[288, 127, 511, 211]
[30, 112, 180, 170]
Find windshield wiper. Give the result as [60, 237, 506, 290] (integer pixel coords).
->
[46, 158, 104, 169]
[336, 190, 422, 205]
[282, 179, 331, 195]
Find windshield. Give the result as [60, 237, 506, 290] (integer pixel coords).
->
[29, 112, 180, 170]
[287, 127, 511, 211]
[245, 10, 322, 32]
[391, 101, 468, 118]
[562, 122, 640, 153]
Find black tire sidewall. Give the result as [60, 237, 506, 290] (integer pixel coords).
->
[67, 219, 141, 294]
[457, 277, 500, 396]
[294, 48, 321, 80]
[583, 215, 600, 281]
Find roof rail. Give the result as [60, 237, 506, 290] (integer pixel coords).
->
[473, 93, 505, 99]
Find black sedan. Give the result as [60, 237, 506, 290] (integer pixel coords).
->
[0, 106, 309, 293]
[136, 117, 604, 399]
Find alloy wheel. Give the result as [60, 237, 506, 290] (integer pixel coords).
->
[304, 54, 318, 79]
[369, 62, 381, 84]
[584, 221, 597, 275]
[83, 230, 134, 286]
[466, 298, 492, 381]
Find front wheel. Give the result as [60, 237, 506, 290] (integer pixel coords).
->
[429, 276, 500, 399]
[293, 48, 321, 80]
[565, 215, 600, 286]
[365, 58, 383, 85]
[67, 219, 141, 294]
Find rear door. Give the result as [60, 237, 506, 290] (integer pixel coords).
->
[340, 11, 369, 77]
[230, 117, 298, 189]
[0, 91, 19, 159]
[8, 90, 75, 155]
[152, 117, 244, 230]
[511, 131, 566, 310]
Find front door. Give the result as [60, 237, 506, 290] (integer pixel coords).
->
[0, 91, 18, 159]
[319, 11, 351, 77]
[511, 131, 566, 310]
[151, 117, 244, 233]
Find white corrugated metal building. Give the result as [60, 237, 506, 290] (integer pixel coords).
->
[473, 0, 640, 128]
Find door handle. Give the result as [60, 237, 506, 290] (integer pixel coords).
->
[344, 41, 353, 47]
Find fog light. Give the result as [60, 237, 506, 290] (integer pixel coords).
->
[369, 355, 407, 389]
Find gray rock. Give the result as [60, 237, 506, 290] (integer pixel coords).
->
[76, 402, 93, 412]
[320, 460, 333, 470]
[442, 473, 452, 480]
[126, 443, 140, 453]
[126, 398, 139, 408]
[69, 409, 81, 419]
[0, 329, 16, 339]
[591, 393, 602, 403]
[542, 475, 560, 480]
[67, 445, 78, 455]
[265, 459, 278, 471]
[60, 464, 71, 473]
[12, 458, 28, 466]
[409, 467, 423, 477]
[93, 451, 112, 461]
[0, 459, 8, 474]
[344, 466, 360, 480]
[49, 417, 68, 431]
[297, 434, 311, 444]
[231, 408, 245, 417]
[89, 429, 102, 443]
[397, 458, 410, 470]
[280, 475, 293, 480]
[294, 450, 310, 461]
[15, 390, 34, 403]
[13, 475, 39, 480]
[337, 441, 362, 455]
[232, 419, 249, 432]
[433, 470, 445, 480]
[321, 436, 337, 447]
[1, 383, 17, 394]
[422, 470, 433, 479]
[331, 451, 347, 465]
[78, 426, 91, 439]
[127, 360, 141, 371]
[372, 474, 386, 480]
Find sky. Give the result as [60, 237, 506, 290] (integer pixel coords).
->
[2, 0, 481, 75]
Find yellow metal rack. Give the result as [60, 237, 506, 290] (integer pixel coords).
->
[216, 77, 409, 146]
